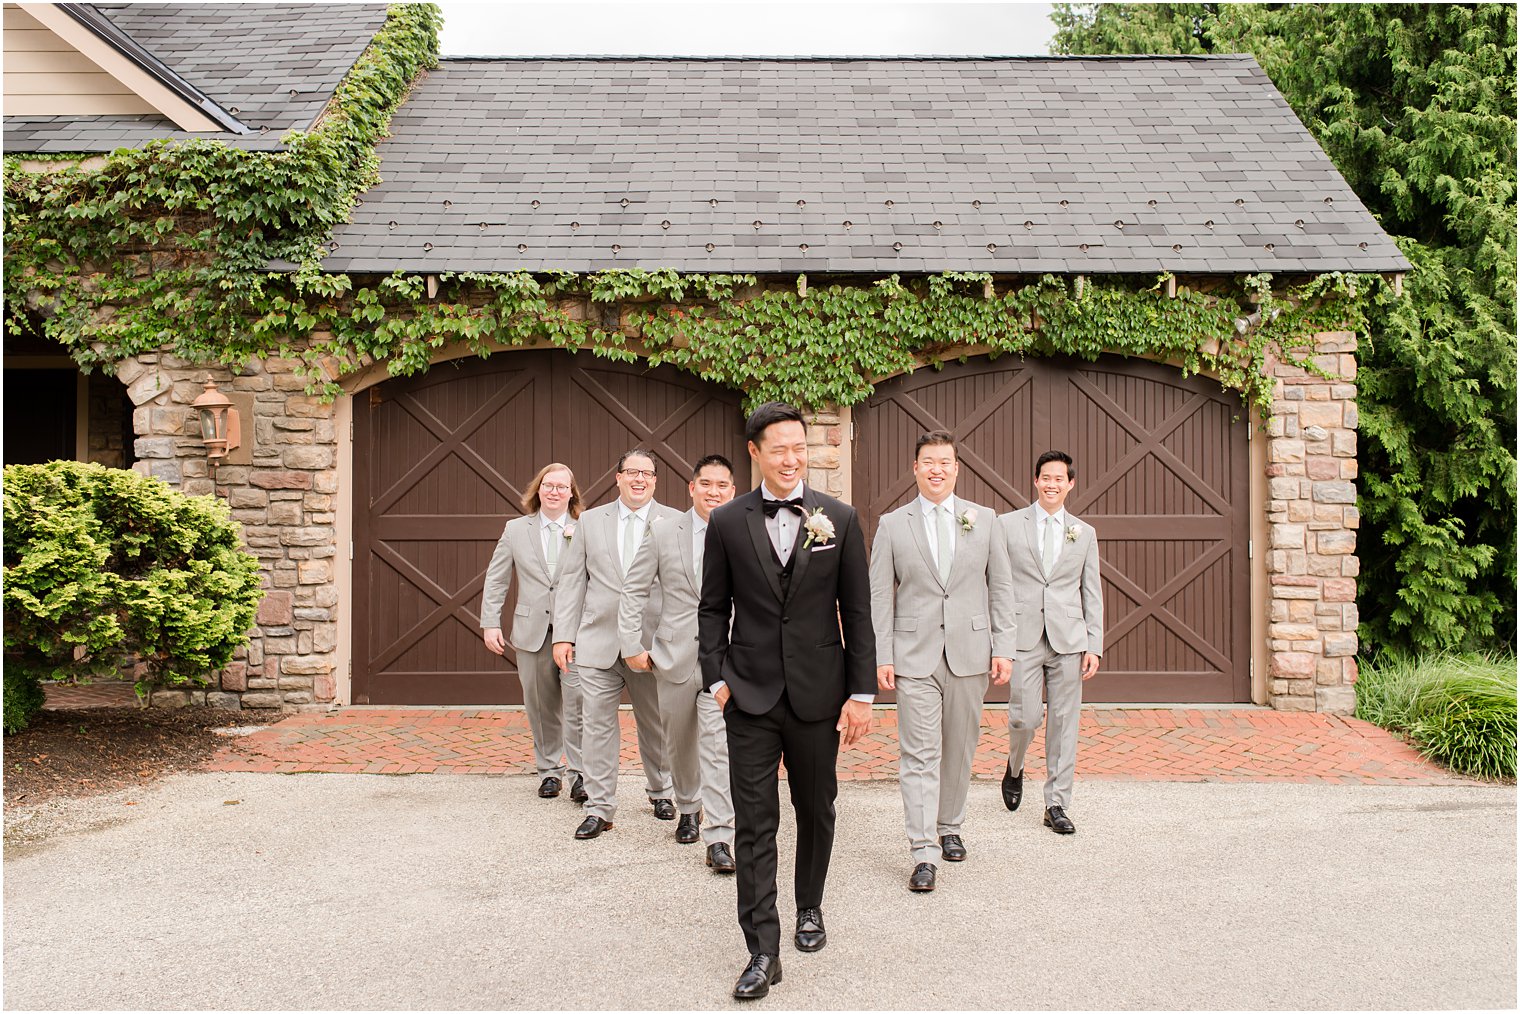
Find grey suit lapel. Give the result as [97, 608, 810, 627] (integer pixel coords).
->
[675, 514, 697, 595]
[600, 506, 622, 578]
[1051, 513, 1082, 576]
[1022, 506, 1045, 579]
[905, 502, 946, 591]
[943, 500, 976, 586]
[745, 500, 786, 602]
[525, 514, 551, 581]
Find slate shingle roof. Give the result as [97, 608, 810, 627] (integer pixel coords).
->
[323, 55, 1409, 276]
[3, 3, 387, 153]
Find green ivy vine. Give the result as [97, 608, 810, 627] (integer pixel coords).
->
[259, 267, 1366, 416]
[2, 0, 1368, 419]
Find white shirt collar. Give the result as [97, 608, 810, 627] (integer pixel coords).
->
[689, 507, 707, 531]
[619, 499, 651, 521]
[761, 481, 804, 501]
[1035, 504, 1066, 527]
[917, 493, 955, 516]
[539, 510, 568, 527]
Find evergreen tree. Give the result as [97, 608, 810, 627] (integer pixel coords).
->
[1054, 3, 1517, 653]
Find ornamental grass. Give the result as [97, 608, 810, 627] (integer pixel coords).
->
[1356, 652, 1517, 781]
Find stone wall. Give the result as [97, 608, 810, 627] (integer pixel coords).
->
[85, 370, 131, 469]
[118, 352, 339, 713]
[1263, 331, 1360, 712]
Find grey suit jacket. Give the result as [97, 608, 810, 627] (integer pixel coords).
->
[991, 504, 1104, 656]
[479, 513, 565, 653]
[869, 497, 1015, 677]
[619, 508, 704, 684]
[552, 500, 681, 670]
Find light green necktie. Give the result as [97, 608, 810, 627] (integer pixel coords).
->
[936, 504, 953, 583]
[622, 512, 641, 575]
[1042, 515, 1058, 575]
[545, 520, 560, 576]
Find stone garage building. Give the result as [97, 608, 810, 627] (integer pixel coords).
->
[3, 5, 1409, 713]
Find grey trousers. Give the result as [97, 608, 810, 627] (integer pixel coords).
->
[514, 641, 582, 781]
[654, 673, 704, 816]
[896, 658, 985, 863]
[579, 659, 673, 820]
[1008, 633, 1083, 810]
[694, 684, 735, 846]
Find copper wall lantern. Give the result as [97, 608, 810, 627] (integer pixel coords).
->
[191, 378, 241, 473]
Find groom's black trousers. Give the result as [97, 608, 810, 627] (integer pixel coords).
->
[724, 688, 840, 957]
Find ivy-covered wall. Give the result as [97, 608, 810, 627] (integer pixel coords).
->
[107, 288, 1363, 713]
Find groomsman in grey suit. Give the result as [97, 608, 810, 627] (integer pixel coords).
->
[553, 450, 681, 840]
[991, 450, 1104, 835]
[869, 431, 1014, 892]
[480, 463, 586, 802]
[621, 454, 740, 869]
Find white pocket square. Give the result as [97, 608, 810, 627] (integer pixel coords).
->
[810, 544, 837, 553]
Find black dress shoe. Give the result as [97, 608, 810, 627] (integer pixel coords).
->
[651, 798, 676, 820]
[1043, 805, 1076, 834]
[1002, 763, 1024, 811]
[569, 774, 588, 803]
[939, 833, 967, 862]
[793, 907, 826, 952]
[538, 776, 561, 798]
[675, 812, 701, 844]
[706, 842, 736, 873]
[732, 953, 781, 1000]
[908, 862, 937, 892]
[574, 815, 614, 839]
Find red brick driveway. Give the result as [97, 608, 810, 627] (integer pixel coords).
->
[207, 706, 1471, 785]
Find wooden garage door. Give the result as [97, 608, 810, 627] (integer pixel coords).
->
[353, 351, 748, 705]
[855, 354, 1250, 703]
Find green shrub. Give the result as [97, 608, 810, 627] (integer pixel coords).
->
[2, 462, 263, 733]
[1356, 653, 1517, 780]
[3, 667, 46, 736]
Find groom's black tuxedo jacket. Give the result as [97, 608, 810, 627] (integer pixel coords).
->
[698, 486, 876, 723]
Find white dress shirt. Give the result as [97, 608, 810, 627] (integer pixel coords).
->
[1035, 504, 1068, 572]
[761, 481, 803, 564]
[617, 500, 653, 572]
[538, 510, 569, 559]
[916, 493, 957, 572]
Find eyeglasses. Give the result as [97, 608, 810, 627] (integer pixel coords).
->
[540, 483, 571, 493]
[620, 469, 656, 479]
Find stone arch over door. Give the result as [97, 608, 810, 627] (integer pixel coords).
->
[854, 354, 1251, 704]
[353, 350, 748, 705]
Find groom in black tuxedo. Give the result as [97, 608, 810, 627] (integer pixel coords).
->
[698, 402, 876, 1000]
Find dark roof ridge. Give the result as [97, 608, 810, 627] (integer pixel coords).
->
[436, 53, 1254, 63]
[59, 2, 248, 133]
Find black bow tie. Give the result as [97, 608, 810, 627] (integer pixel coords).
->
[762, 497, 805, 518]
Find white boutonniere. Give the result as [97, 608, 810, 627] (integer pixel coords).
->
[802, 507, 835, 548]
[1065, 524, 1081, 543]
[562, 523, 576, 541]
[957, 508, 977, 533]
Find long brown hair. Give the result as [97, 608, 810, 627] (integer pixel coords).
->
[521, 462, 583, 519]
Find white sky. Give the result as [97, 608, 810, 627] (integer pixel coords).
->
[437, 1, 1058, 57]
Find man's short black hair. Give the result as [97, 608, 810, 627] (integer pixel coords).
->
[692, 454, 735, 481]
[914, 430, 957, 459]
[617, 448, 656, 473]
[1035, 449, 1075, 480]
[745, 402, 806, 446]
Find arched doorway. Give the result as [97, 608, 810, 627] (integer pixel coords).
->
[854, 354, 1251, 703]
[352, 350, 748, 705]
